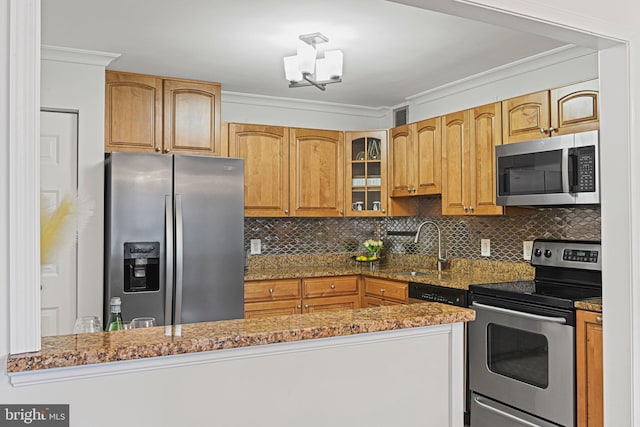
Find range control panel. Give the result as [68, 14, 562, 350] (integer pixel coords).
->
[530, 239, 601, 271]
[563, 249, 598, 263]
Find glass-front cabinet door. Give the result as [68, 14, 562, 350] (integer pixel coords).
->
[345, 131, 387, 216]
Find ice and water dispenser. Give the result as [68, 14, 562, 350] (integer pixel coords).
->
[123, 242, 160, 292]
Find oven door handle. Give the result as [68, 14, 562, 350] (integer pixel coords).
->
[471, 302, 567, 324]
[473, 396, 544, 427]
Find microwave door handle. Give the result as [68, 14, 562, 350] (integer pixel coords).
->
[562, 148, 571, 193]
[568, 148, 579, 193]
[472, 302, 567, 324]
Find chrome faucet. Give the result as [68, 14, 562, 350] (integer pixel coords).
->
[414, 220, 447, 272]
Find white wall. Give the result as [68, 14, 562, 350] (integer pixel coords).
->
[406, 49, 599, 121]
[0, 0, 10, 369]
[40, 57, 107, 320]
[221, 91, 391, 130]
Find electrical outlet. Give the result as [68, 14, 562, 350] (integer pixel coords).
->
[523, 241, 534, 261]
[250, 239, 261, 255]
[481, 239, 491, 257]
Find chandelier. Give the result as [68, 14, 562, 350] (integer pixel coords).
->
[283, 32, 343, 91]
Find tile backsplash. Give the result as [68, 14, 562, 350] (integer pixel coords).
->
[245, 202, 600, 264]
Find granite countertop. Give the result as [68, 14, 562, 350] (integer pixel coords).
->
[575, 298, 602, 312]
[245, 254, 534, 291]
[7, 302, 475, 373]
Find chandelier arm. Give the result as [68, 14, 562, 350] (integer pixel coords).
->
[302, 73, 326, 91]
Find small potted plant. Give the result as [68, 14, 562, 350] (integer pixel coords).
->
[358, 239, 383, 261]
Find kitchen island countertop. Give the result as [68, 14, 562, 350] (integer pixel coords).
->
[7, 302, 474, 373]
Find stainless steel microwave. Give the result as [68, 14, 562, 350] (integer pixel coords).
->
[496, 130, 599, 206]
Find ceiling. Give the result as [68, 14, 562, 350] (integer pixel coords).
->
[42, 0, 569, 108]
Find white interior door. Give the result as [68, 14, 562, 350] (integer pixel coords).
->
[40, 110, 78, 336]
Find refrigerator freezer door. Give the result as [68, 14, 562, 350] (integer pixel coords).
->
[105, 152, 173, 325]
[173, 155, 245, 323]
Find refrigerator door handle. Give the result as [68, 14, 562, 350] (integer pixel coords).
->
[174, 194, 184, 329]
[164, 195, 174, 336]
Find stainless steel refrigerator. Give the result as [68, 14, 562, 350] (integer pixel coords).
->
[104, 152, 244, 328]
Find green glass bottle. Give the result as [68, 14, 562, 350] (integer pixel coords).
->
[106, 296, 124, 331]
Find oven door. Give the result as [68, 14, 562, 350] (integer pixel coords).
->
[468, 299, 575, 427]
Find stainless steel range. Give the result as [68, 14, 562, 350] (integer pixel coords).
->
[468, 239, 602, 427]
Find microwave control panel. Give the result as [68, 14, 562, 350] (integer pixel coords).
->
[573, 146, 596, 192]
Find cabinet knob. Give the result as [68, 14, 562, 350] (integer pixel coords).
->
[284, 209, 289, 215]
[380, 288, 385, 293]
[549, 127, 556, 134]
[330, 284, 336, 289]
[381, 208, 386, 213]
[463, 206, 469, 212]
[155, 147, 161, 152]
[297, 304, 302, 309]
[164, 148, 171, 153]
[596, 316, 603, 323]
[269, 288, 274, 294]
[540, 128, 547, 134]
[339, 210, 344, 215]
[304, 304, 310, 309]
[469, 206, 474, 213]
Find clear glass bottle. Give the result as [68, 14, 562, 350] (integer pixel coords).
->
[106, 296, 124, 331]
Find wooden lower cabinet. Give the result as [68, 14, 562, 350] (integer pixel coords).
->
[362, 277, 408, 306]
[576, 310, 603, 427]
[244, 276, 360, 319]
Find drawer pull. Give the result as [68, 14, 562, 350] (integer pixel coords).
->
[330, 284, 336, 289]
[269, 288, 274, 294]
[596, 316, 603, 323]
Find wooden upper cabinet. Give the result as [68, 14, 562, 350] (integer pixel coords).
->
[389, 125, 413, 197]
[345, 130, 387, 216]
[413, 117, 442, 195]
[442, 103, 503, 216]
[228, 123, 290, 217]
[105, 71, 163, 153]
[469, 103, 503, 216]
[163, 78, 222, 156]
[550, 80, 599, 135]
[576, 310, 603, 427]
[289, 128, 344, 217]
[105, 71, 223, 156]
[441, 110, 468, 215]
[501, 90, 550, 144]
[503, 80, 599, 143]
[389, 119, 441, 197]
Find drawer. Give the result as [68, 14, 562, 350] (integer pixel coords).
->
[244, 279, 300, 302]
[244, 300, 302, 319]
[302, 275, 359, 298]
[364, 278, 407, 303]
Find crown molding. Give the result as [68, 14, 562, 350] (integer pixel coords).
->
[406, 45, 596, 105]
[221, 91, 391, 119]
[41, 45, 120, 67]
